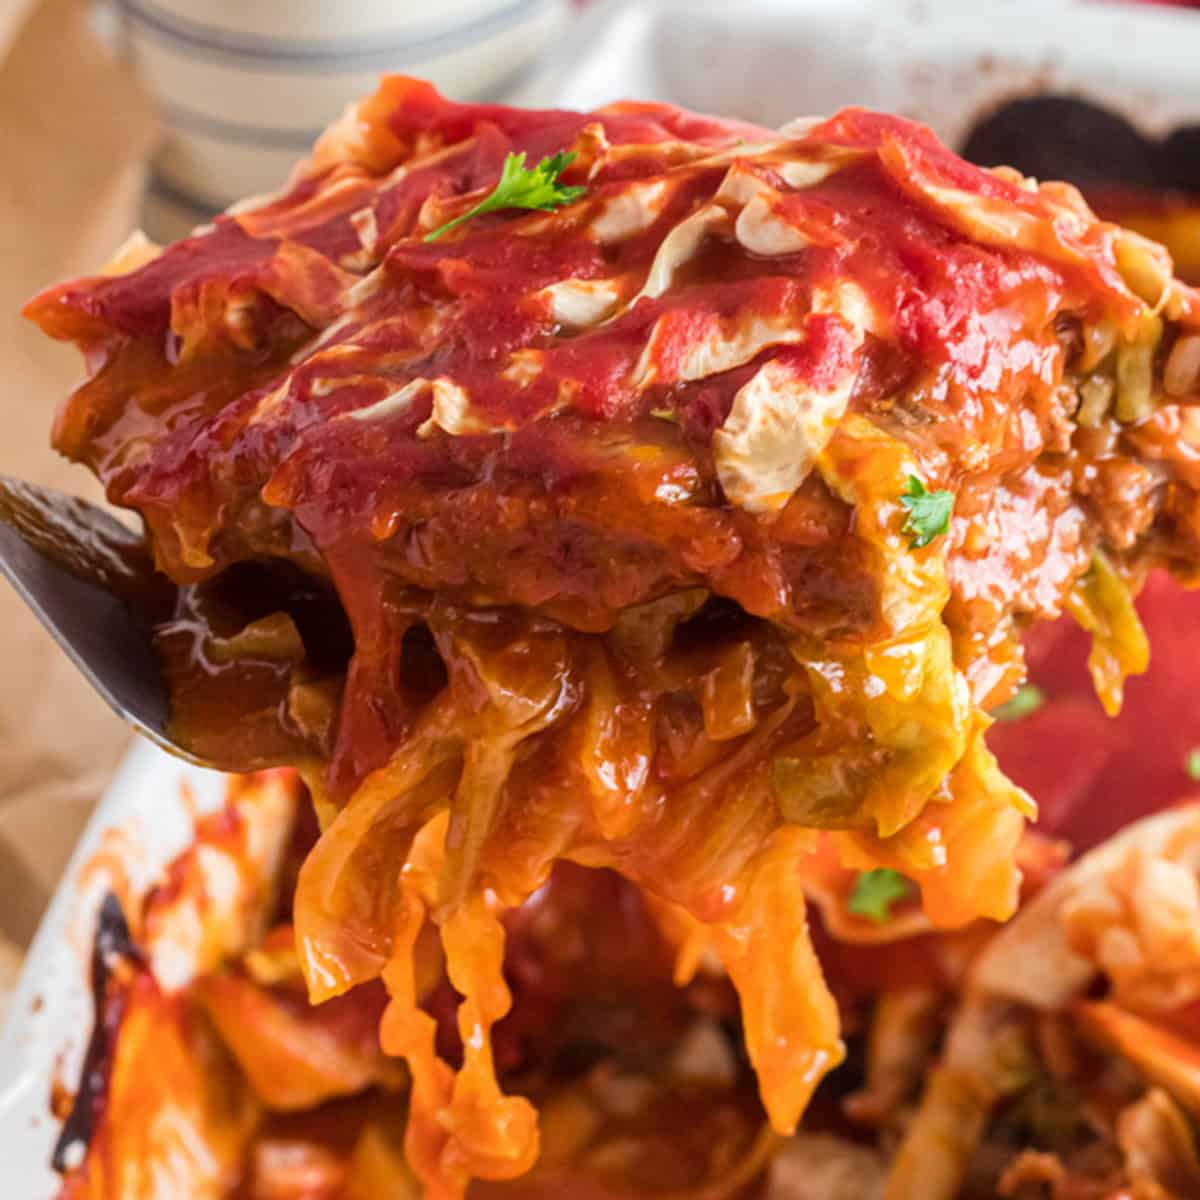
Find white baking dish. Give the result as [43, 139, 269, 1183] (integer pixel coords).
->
[519, 0, 1200, 146]
[0, 742, 224, 1197]
[7, 0, 1200, 1194]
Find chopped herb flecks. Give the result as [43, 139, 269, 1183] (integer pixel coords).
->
[847, 868, 912, 924]
[899, 474, 954, 549]
[1187, 747, 1200, 781]
[424, 150, 586, 242]
[994, 684, 1046, 723]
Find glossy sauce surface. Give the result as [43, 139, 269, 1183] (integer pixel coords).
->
[28, 87, 1200, 796]
[29, 78, 1200, 1200]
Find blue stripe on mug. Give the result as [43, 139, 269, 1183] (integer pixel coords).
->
[114, 0, 553, 73]
[161, 103, 323, 151]
[145, 166, 227, 220]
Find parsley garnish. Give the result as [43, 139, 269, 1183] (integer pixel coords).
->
[1187, 747, 1200, 781]
[993, 684, 1046, 723]
[847, 869, 912, 923]
[423, 150, 586, 242]
[899, 474, 954, 549]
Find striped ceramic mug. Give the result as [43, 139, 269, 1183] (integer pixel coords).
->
[110, 0, 568, 237]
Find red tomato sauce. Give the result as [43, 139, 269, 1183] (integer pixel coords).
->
[990, 571, 1200, 852]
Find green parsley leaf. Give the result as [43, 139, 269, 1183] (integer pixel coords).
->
[847, 868, 912, 924]
[993, 684, 1046, 723]
[899, 474, 954, 549]
[1187, 747, 1200, 781]
[424, 150, 587, 242]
